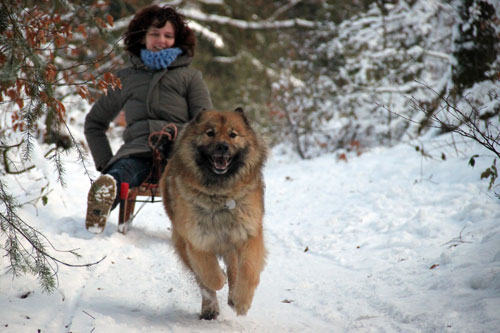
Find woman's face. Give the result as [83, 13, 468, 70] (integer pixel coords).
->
[144, 21, 175, 51]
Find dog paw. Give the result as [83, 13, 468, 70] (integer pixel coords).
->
[234, 302, 250, 316]
[229, 295, 251, 316]
[200, 309, 219, 320]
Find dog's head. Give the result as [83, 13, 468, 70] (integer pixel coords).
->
[191, 107, 250, 180]
[173, 107, 267, 188]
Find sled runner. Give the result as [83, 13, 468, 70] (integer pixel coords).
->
[117, 124, 177, 234]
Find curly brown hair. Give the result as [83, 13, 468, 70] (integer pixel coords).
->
[124, 5, 196, 58]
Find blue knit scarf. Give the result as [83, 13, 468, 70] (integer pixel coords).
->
[140, 47, 183, 71]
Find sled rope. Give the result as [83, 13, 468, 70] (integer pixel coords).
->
[141, 123, 178, 189]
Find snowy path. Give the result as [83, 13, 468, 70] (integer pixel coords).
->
[1, 141, 499, 332]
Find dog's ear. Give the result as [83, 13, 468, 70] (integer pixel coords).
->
[233, 106, 251, 126]
[194, 108, 208, 123]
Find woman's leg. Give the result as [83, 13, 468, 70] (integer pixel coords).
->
[104, 157, 153, 210]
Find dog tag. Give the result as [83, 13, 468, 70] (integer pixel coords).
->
[226, 199, 236, 210]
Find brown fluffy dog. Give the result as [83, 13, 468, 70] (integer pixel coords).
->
[160, 108, 268, 320]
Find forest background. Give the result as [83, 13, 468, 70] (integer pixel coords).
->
[0, 0, 499, 291]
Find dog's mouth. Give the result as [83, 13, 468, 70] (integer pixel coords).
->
[211, 154, 232, 174]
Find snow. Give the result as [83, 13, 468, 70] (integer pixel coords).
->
[1, 133, 499, 332]
[3, 1, 499, 329]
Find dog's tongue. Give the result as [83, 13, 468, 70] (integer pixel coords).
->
[214, 156, 230, 170]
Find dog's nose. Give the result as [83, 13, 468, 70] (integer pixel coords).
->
[215, 142, 229, 154]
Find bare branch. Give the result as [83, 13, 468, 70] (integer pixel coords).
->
[266, 0, 302, 21]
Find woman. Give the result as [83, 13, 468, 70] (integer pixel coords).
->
[84, 5, 212, 233]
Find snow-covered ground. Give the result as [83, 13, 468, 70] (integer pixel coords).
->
[1, 135, 499, 332]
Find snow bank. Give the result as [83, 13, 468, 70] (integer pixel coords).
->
[1, 136, 499, 332]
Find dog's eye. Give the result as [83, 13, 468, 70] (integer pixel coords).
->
[206, 130, 215, 137]
[229, 132, 238, 138]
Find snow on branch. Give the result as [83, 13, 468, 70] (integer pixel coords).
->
[188, 20, 225, 48]
[181, 8, 316, 29]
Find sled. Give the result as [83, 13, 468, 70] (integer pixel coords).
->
[117, 124, 177, 234]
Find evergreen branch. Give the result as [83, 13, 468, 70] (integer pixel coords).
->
[0, 180, 106, 292]
[60, 118, 94, 184]
[0, 184, 106, 268]
[0, 208, 107, 267]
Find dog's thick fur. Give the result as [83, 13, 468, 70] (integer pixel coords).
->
[160, 108, 268, 319]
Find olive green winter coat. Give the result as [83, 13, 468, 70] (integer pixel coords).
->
[84, 54, 212, 172]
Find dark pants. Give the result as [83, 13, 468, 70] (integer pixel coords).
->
[104, 157, 152, 210]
